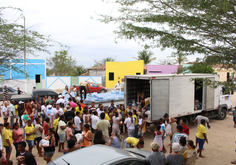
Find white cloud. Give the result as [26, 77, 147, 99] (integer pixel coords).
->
[3, 0, 201, 68]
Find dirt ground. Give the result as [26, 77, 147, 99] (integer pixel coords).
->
[4, 113, 236, 165]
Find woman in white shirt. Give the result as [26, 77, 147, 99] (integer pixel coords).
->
[124, 112, 135, 137]
[57, 115, 67, 152]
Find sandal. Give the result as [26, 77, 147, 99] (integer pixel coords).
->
[231, 161, 236, 164]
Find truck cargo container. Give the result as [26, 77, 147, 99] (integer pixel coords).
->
[124, 74, 232, 123]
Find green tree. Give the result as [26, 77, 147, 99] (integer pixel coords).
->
[134, 49, 156, 65]
[72, 65, 87, 76]
[93, 57, 115, 67]
[0, 7, 52, 77]
[101, 57, 115, 64]
[47, 50, 76, 76]
[100, 0, 236, 68]
[157, 58, 173, 65]
[188, 63, 214, 74]
[171, 52, 188, 65]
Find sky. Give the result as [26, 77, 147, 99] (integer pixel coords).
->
[2, 0, 201, 68]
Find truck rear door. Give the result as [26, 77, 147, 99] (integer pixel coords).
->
[151, 79, 169, 121]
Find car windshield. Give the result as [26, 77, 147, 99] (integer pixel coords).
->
[8, 87, 16, 92]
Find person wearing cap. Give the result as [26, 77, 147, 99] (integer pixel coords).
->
[146, 142, 165, 165]
[108, 100, 117, 111]
[124, 103, 133, 116]
[79, 81, 89, 100]
[18, 101, 24, 127]
[166, 143, 185, 165]
[46, 105, 53, 118]
[56, 95, 65, 105]
[24, 119, 36, 153]
[88, 101, 96, 112]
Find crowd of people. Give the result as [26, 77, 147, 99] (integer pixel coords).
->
[0, 85, 211, 165]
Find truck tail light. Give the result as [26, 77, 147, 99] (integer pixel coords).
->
[152, 77, 156, 79]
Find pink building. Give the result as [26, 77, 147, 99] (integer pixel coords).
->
[147, 65, 178, 74]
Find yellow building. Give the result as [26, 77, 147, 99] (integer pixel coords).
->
[212, 64, 235, 82]
[106, 60, 144, 88]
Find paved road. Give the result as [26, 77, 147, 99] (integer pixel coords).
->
[4, 113, 236, 165]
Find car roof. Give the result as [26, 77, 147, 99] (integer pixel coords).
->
[50, 145, 139, 165]
[32, 89, 57, 92]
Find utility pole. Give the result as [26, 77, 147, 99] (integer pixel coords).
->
[24, 16, 26, 79]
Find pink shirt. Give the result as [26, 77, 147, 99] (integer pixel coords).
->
[13, 128, 23, 143]
[66, 127, 73, 140]
[70, 102, 77, 108]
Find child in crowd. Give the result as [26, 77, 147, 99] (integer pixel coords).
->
[183, 140, 197, 165]
[159, 118, 167, 153]
[153, 125, 162, 151]
[179, 137, 188, 154]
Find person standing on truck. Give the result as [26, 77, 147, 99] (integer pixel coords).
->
[114, 81, 121, 91]
[163, 113, 177, 143]
[79, 81, 88, 100]
[120, 78, 125, 92]
[17, 87, 23, 95]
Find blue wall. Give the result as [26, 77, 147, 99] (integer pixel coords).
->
[1, 59, 45, 80]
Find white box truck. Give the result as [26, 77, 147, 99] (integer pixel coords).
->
[124, 74, 232, 123]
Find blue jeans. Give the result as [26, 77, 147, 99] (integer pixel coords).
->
[124, 139, 130, 148]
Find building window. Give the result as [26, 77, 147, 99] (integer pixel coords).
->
[149, 71, 162, 73]
[109, 72, 114, 81]
[136, 73, 141, 75]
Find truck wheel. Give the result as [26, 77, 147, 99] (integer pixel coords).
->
[217, 109, 227, 120]
[100, 89, 105, 93]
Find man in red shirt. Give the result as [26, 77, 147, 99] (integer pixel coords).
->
[180, 118, 189, 135]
